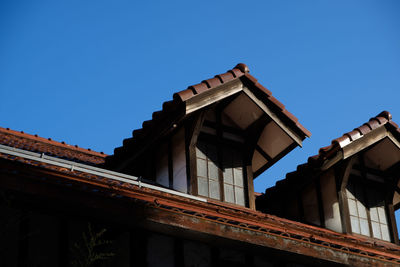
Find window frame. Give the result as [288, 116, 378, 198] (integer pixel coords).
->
[344, 174, 393, 242]
[195, 133, 249, 206]
[190, 104, 250, 207]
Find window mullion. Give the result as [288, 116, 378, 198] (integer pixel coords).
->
[363, 186, 374, 238]
[216, 109, 224, 202]
[360, 156, 374, 238]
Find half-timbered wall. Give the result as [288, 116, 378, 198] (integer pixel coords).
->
[320, 169, 342, 233]
[154, 127, 187, 193]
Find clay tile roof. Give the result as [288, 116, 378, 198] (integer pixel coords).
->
[0, 127, 106, 165]
[172, 63, 248, 102]
[319, 111, 393, 162]
[107, 63, 311, 166]
[264, 111, 397, 194]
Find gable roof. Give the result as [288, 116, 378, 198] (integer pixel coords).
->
[106, 63, 311, 171]
[0, 127, 106, 165]
[263, 111, 400, 195]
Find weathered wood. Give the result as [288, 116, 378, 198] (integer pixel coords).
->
[186, 111, 206, 195]
[254, 142, 297, 178]
[185, 80, 243, 115]
[216, 107, 225, 202]
[387, 204, 399, 245]
[335, 158, 356, 234]
[342, 126, 387, 160]
[246, 165, 255, 210]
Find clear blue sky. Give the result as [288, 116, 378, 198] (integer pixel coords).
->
[1, 2, 399, 199]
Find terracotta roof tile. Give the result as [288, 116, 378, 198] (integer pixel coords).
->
[296, 124, 312, 138]
[235, 62, 250, 73]
[216, 72, 235, 83]
[189, 83, 208, 95]
[282, 109, 299, 123]
[0, 127, 106, 165]
[229, 68, 243, 78]
[267, 96, 285, 111]
[367, 119, 381, 130]
[174, 88, 194, 101]
[254, 82, 272, 96]
[243, 72, 258, 84]
[346, 130, 361, 141]
[202, 77, 221, 88]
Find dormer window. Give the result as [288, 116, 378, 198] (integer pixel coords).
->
[107, 64, 310, 210]
[258, 112, 399, 244]
[196, 138, 246, 206]
[346, 175, 391, 241]
[195, 110, 247, 206]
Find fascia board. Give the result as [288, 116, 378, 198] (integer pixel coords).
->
[185, 79, 244, 115]
[342, 125, 387, 160]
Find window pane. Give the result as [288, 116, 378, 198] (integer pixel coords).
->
[350, 216, 360, 234]
[346, 186, 355, 200]
[223, 167, 233, 184]
[196, 159, 207, 178]
[348, 199, 358, 216]
[233, 168, 243, 186]
[235, 186, 245, 206]
[224, 184, 234, 203]
[360, 218, 370, 236]
[370, 207, 379, 222]
[346, 177, 391, 241]
[208, 161, 219, 180]
[197, 177, 208, 197]
[209, 180, 220, 199]
[377, 207, 387, 224]
[196, 144, 206, 159]
[346, 181, 355, 199]
[357, 201, 367, 219]
[372, 221, 381, 239]
[381, 224, 391, 242]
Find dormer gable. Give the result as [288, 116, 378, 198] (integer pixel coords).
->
[105, 64, 310, 208]
[259, 111, 400, 243]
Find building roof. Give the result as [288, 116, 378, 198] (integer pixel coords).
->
[264, 111, 400, 194]
[0, 130, 399, 265]
[106, 63, 311, 168]
[309, 111, 398, 165]
[0, 127, 106, 165]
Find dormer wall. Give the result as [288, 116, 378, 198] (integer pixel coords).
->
[154, 127, 187, 193]
[106, 64, 310, 210]
[259, 121, 400, 244]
